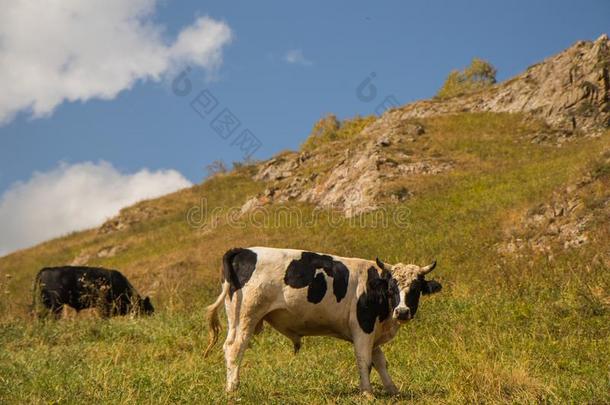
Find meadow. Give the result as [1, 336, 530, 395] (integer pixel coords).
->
[1, 114, 608, 404]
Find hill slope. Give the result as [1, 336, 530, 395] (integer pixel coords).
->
[0, 38, 609, 404]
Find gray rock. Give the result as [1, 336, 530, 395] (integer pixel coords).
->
[398, 35, 610, 134]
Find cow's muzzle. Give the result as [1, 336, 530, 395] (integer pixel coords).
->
[393, 307, 411, 322]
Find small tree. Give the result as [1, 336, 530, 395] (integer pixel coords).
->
[301, 114, 340, 150]
[301, 113, 376, 151]
[466, 58, 497, 85]
[205, 160, 227, 177]
[311, 114, 340, 140]
[436, 58, 497, 99]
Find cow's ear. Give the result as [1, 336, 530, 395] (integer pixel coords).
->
[422, 279, 442, 295]
[376, 258, 392, 280]
[381, 269, 392, 280]
[368, 277, 388, 292]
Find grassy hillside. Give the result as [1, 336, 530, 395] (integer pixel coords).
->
[1, 113, 609, 404]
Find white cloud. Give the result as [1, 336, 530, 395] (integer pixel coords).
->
[284, 49, 313, 66]
[0, 161, 192, 256]
[0, 0, 232, 124]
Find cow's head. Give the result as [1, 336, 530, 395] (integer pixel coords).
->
[139, 296, 155, 315]
[375, 258, 442, 322]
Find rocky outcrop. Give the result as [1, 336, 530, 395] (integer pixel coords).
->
[395, 34, 610, 134]
[239, 35, 609, 217]
[71, 244, 127, 265]
[499, 150, 610, 257]
[499, 194, 591, 257]
[244, 119, 452, 216]
[99, 205, 167, 234]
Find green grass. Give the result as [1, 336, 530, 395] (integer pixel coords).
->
[301, 114, 376, 151]
[0, 113, 609, 403]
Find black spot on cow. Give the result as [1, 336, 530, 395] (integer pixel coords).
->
[223, 248, 258, 298]
[405, 279, 422, 317]
[33, 266, 153, 318]
[307, 272, 327, 303]
[405, 277, 443, 317]
[284, 252, 350, 304]
[356, 267, 391, 334]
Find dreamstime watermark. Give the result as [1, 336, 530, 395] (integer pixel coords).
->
[185, 198, 411, 231]
[356, 72, 400, 115]
[172, 67, 262, 159]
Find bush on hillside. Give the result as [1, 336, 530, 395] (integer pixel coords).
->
[436, 58, 497, 99]
[302, 113, 376, 150]
[205, 160, 227, 177]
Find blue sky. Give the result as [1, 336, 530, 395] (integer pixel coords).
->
[0, 0, 608, 254]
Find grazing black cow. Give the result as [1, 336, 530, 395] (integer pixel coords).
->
[204, 247, 442, 395]
[33, 266, 154, 318]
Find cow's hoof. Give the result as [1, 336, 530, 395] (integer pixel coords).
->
[385, 385, 400, 396]
[361, 390, 375, 400]
[226, 394, 240, 405]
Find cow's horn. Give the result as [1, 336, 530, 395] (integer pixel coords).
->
[376, 257, 392, 279]
[419, 260, 437, 275]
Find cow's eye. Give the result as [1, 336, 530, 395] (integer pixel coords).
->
[390, 284, 399, 295]
[389, 285, 400, 305]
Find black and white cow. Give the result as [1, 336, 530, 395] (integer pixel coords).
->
[33, 266, 154, 318]
[204, 247, 442, 395]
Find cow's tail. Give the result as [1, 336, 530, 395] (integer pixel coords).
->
[204, 248, 244, 357]
[203, 281, 229, 358]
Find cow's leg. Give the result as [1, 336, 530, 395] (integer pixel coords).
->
[222, 295, 238, 391]
[222, 293, 239, 356]
[45, 292, 64, 320]
[98, 303, 111, 319]
[372, 346, 399, 395]
[223, 292, 268, 393]
[51, 303, 64, 320]
[224, 322, 252, 392]
[352, 334, 375, 396]
[224, 314, 263, 392]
